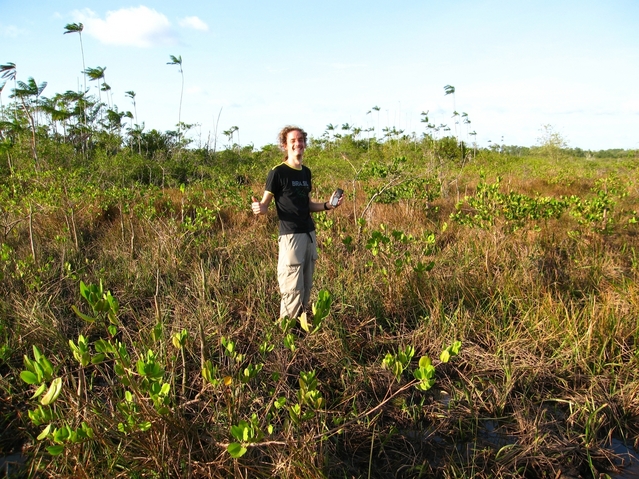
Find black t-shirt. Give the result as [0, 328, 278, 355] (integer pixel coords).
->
[265, 162, 315, 235]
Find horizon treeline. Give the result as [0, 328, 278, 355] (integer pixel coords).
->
[1, 53, 636, 175]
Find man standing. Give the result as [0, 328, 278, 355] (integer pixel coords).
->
[252, 126, 343, 319]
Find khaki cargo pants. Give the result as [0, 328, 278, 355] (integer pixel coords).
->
[277, 231, 318, 319]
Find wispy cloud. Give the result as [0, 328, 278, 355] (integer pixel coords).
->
[330, 63, 366, 70]
[72, 6, 178, 47]
[1, 25, 25, 38]
[179, 16, 208, 32]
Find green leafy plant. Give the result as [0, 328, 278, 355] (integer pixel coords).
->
[382, 342, 461, 391]
[440, 340, 462, 363]
[382, 345, 415, 382]
[228, 414, 264, 458]
[300, 289, 332, 333]
[289, 370, 324, 424]
[221, 336, 245, 363]
[451, 175, 568, 232]
[413, 356, 436, 391]
[568, 175, 627, 234]
[72, 280, 119, 335]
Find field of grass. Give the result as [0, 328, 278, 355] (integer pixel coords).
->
[1, 120, 639, 477]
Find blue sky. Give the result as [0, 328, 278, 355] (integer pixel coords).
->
[2, 0, 638, 150]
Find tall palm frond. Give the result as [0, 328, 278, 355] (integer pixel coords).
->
[167, 55, 184, 145]
[64, 22, 88, 156]
[1, 63, 17, 81]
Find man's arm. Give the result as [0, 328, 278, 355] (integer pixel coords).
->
[309, 191, 343, 212]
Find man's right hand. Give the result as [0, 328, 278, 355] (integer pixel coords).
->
[251, 196, 264, 215]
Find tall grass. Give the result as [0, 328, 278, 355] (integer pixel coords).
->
[1, 137, 639, 478]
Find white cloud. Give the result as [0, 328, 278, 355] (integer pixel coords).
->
[1, 25, 24, 37]
[73, 6, 178, 47]
[179, 16, 208, 32]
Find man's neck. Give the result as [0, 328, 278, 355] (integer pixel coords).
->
[285, 156, 303, 169]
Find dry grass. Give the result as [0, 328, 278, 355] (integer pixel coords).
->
[1, 152, 639, 478]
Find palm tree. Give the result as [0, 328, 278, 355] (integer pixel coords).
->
[55, 89, 93, 147]
[443, 84, 455, 97]
[100, 82, 113, 108]
[128, 123, 145, 155]
[167, 55, 184, 144]
[13, 77, 47, 163]
[223, 125, 239, 149]
[125, 91, 138, 124]
[40, 94, 73, 140]
[444, 85, 457, 140]
[1, 63, 18, 100]
[367, 105, 381, 137]
[125, 91, 141, 154]
[1, 63, 17, 119]
[469, 130, 477, 159]
[0, 81, 6, 120]
[84, 67, 106, 102]
[64, 24, 89, 158]
[84, 66, 109, 125]
[451, 110, 460, 142]
[1, 63, 17, 83]
[64, 23, 86, 94]
[105, 107, 126, 132]
[461, 112, 471, 142]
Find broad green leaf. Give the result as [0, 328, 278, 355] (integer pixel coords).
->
[91, 353, 106, 364]
[81, 422, 94, 439]
[53, 425, 70, 443]
[46, 445, 65, 456]
[36, 352, 54, 379]
[230, 424, 245, 441]
[94, 339, 114, 353]
[41, 377, 63, 405]
[418, 356, 432, 368]
[108, 310, 119, 325]
[37, 423, 52, 440]
[299, 312, 309, 333]
[440, 350, 451, 363]
[79, 280, 89, 299]
[227, 442, 247, 458]
[151, 322, 163, 342]
[415, 379, 435, 391]
[114, 363, 126, 377]
[32, 345, 43, 362]
[71, 305, 96, 323]
[32, 383, 46, 399]
[20, 370, 39, 385]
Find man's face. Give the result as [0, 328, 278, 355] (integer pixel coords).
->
[284, 130, 306, 160]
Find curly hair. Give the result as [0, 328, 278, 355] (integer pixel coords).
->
[278, 126, 308, 149]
